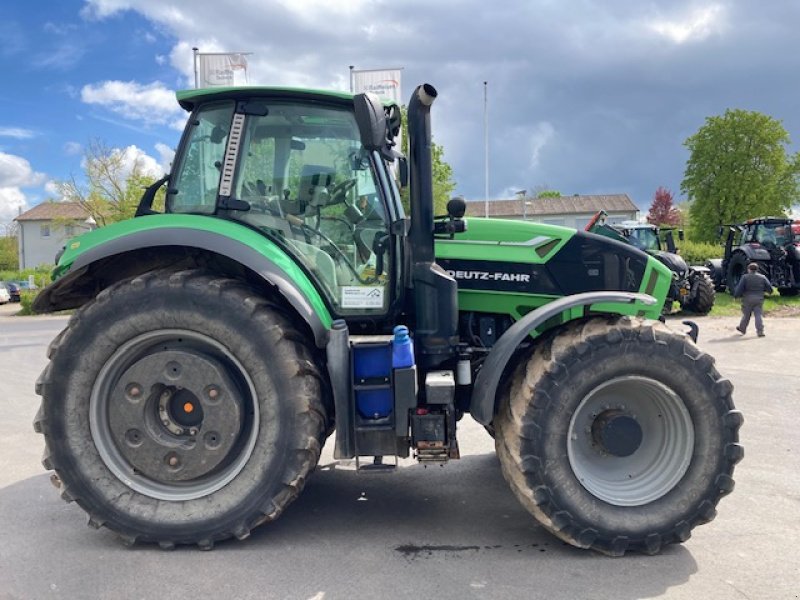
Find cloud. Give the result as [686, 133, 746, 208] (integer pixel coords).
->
[81, 80, 183, 127]
[0, 152, 46, 224]
[76, 0, 800, 209]
[64, 141, 83, 156]
[529, 122, 556, 169]
[0, 152, 47, 188]
[649, 4, 726, 44]
[0, 127, 36, 140]
[112, 144, 168, 179]
[0, 187, 27, 223]
[34, 42, 86, 69]
[154, 142, 175, 172]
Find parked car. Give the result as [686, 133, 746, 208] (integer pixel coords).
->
[6, 282, 21, 302]
[0, 282, 10, 304]
[17, 280, 39, 292]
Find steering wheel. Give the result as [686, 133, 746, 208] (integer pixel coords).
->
[296, 222, 378, 285]
[329, 178, 357, 204]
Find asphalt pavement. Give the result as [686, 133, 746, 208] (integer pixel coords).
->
[0, 306, 798, 600]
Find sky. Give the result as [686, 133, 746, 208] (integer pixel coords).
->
[2, 0, 800, 227]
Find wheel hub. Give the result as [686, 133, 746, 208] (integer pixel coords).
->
[108, 348, 243, 484]
[591, 410, 643, 457]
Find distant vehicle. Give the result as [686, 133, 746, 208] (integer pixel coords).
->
[17, 280, 39, 292]
[585, 212, 715, 314]
[706, 217, 800, 296]
[6, 282, 21, 302]
[0, 282, 10, 304]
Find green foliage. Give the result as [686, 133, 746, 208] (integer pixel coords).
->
[705, 289, 800, 317]
[677, 240, 723, 264]
[0, 236, 18, 270]
[0, 266, 52, 287]
[399, 106, 456, 215]
[682, 109, 800, 242]
[57, 140, 162, 226]
[536, 190, 561, 198]
[16, 291, 37, 316]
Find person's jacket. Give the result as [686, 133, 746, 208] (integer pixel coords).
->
[733, 272, 773, 301]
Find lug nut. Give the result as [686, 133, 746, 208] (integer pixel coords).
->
[167, 454, 180, 467]
[129, 386, 140, 397]
[208, 387, 219, 399]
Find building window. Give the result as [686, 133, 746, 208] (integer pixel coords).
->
[40, 224, 50, 238]
[64, 224, 75, 237]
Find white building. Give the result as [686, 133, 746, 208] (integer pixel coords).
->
[465, 194, 639, 230]
[14, 202, 93, 269]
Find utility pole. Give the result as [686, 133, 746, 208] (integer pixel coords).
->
[192, 47, 199, 89]
[483, 81, 489, 218]
[349, 65, 354, 92]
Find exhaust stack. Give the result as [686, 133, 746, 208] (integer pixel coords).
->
[407, 84, 458, 369]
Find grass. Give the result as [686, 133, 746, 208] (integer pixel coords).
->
[683, 290, 800, 317]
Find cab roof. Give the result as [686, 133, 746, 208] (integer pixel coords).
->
[176, 86, 399, 112]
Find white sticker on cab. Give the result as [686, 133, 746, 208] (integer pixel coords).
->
[341, 286, 384, 308]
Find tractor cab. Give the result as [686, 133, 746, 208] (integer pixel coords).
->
[162, 90, 402, 321]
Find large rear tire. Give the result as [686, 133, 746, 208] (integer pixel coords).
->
[34, 270, 328, 548]
[686, 273, 715, 314]
[726, 253, 748, 293]
[494, 316, 743, 556]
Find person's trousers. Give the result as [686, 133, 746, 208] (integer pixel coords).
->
[739, 298, 764, 334]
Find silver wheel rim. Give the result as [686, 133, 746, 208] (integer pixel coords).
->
[90, 329, 260, 501]
[567, 376, 694, 506]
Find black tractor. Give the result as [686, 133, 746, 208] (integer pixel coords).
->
[586, 212, 715, 314]
[707, 217, 800, 296]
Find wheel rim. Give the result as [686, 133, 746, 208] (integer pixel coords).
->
[567, 376, 694, 506]
[90, 329, 260, 501]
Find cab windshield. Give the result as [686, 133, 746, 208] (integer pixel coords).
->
[627, 227, 661, 252]
[167, 99, 393, 315]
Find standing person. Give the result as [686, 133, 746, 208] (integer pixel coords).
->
[733, 263, 773, 337]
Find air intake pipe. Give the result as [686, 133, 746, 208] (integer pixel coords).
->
[407, 84, 458, 369]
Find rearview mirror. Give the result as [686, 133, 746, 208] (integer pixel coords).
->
[354, 93, 397, 161]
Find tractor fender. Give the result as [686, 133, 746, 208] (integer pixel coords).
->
[689, 264, 710, 274]
[469, 291, 657, 425]
[742, 246, 771, 261]
[33, 227, 332, 348]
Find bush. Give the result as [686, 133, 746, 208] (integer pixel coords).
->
[17, 291, 37, 316]
[678, 240, 723, 265]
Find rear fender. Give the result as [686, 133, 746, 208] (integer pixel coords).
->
[33, 224, 333, 347]
[469, 291, 657, 425]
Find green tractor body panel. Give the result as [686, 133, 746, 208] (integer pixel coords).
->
[435, 218, 670, 323]
[41, 214, 333, 336]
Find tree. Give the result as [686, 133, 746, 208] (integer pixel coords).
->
[58, 140, 162, 226]
[399, 107, 456, 214]
[536, 190, 561, 198]
[681, 109, 800, 242]
[646, 187, 681, 226]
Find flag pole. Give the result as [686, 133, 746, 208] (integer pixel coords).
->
[484, 80, 489, 218]
[349, 65, 354, 93]
[192, 47, 199, 89]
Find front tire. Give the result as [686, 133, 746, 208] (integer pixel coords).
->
[494, 316, 743, 556]
[34, 270, 328, 548]
[686, 273, 715, 314]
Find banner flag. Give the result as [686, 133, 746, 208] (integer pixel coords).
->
[197, 53, 250, 87]
[351, 68, 403, 105]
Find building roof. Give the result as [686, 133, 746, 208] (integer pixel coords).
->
[14, 202, 90, 222]
[465, 194, 638, 218]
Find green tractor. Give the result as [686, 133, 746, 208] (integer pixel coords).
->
[33, 83, 742, 556]
[586, 212, 716, 314]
